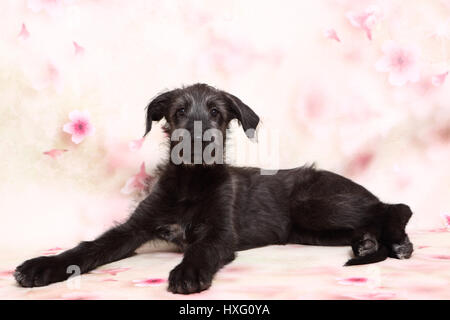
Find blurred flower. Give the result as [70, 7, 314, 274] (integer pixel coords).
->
[121, 162, 150, 194]
[324, 28, 341, 42]
[42, 247, 64, 255]
[431, 71, 448, 86]
[18, 23, 29, 40]
[63, 110, 95, 144]
[375, 40, 421, 86]
[337, 277, 368, 286]
[345, 151, 374, 176]
[43, 149, 68, 159]
[73, 41, 85, 55]
[346, 5, 381, 40]
[132, 278, 166, 287]
[128, 137, 145, 151]
[0, 270, 14, 279]
[442, 213, 450, 228]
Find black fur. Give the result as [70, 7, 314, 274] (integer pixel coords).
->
[15, 83, 413, 294]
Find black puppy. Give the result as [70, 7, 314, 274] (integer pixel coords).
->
[15, 83, 413, 294]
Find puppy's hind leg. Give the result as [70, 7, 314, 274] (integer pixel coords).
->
[345, 232, 389, 266]
[351, 232, 378, 257]
[381, 203, 414, 260]
[390, 234, 413, 259]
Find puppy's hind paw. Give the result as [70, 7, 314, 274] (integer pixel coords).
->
[391, 235, 413, 260]
[352, 233, 378, 257]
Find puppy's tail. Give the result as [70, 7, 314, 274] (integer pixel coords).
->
[344, 244, 389, 266]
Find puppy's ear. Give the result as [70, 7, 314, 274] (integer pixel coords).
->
[222, 92, 260, 139]
[144, 90, 177, 137]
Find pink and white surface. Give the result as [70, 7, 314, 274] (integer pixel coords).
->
[0, 0, 449, 299]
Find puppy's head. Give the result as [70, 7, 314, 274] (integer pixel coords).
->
[144, 83, 259, 165]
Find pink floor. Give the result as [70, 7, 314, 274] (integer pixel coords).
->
[1, 230, 449, 300]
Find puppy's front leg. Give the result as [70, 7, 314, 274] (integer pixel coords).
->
[15, 195, 161, 288]
[168, 224, 236, 294]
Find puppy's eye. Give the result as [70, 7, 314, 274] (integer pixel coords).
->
[176, 108, 186, 117]
[210, 108, 219, 117]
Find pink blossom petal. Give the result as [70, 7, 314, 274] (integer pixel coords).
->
[443, 213, 450, 228]
[73, 41, 85, 55]
[42, 247, 64, 255]
[132, 278, 166, 287]
[432, 71, 448, 86]
[324, 28, 341, 42]
[120, 176, 140, 195]
[422, 254, 450, 261]
[337, 277, 368, 286]
[128, 137, 145, 151]
[346, 6, 381, 40]
[120, 162, 151, 194]
[345, 151, 374, 176]
[71, 133, 85, 144]
[43, 149, 68, 159]
[0, 270, 14, 279]
[18, 23, 30, 40]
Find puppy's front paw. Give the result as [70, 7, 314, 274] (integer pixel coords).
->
[14, 256, 71, 287]
[168, 263, 212, 294]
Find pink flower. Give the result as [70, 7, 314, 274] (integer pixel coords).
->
[375, 40, 421, 86]
[0, 270, 14, 279]
[324, 28, 341, 42]
[442, 213, 450, 228]
[63, 110, 95, 144]
[73, 41, 85, 55]
[43, 149, 68, 159]
[18, 23, 30, 40]
[345, 151, 374, 176]
[120, 162, 150, 194]
[337, 277, 368, 286]
[432, 71, 448, 86]
[346, 5, 381, 40]
[132, 278, 166, 287]
[42, 247, 64, 255]
[128, 137, 145, 151]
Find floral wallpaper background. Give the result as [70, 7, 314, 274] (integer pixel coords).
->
[1, 0, 450, 258]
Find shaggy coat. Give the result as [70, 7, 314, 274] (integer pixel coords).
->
[15, 83, 413, 294]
